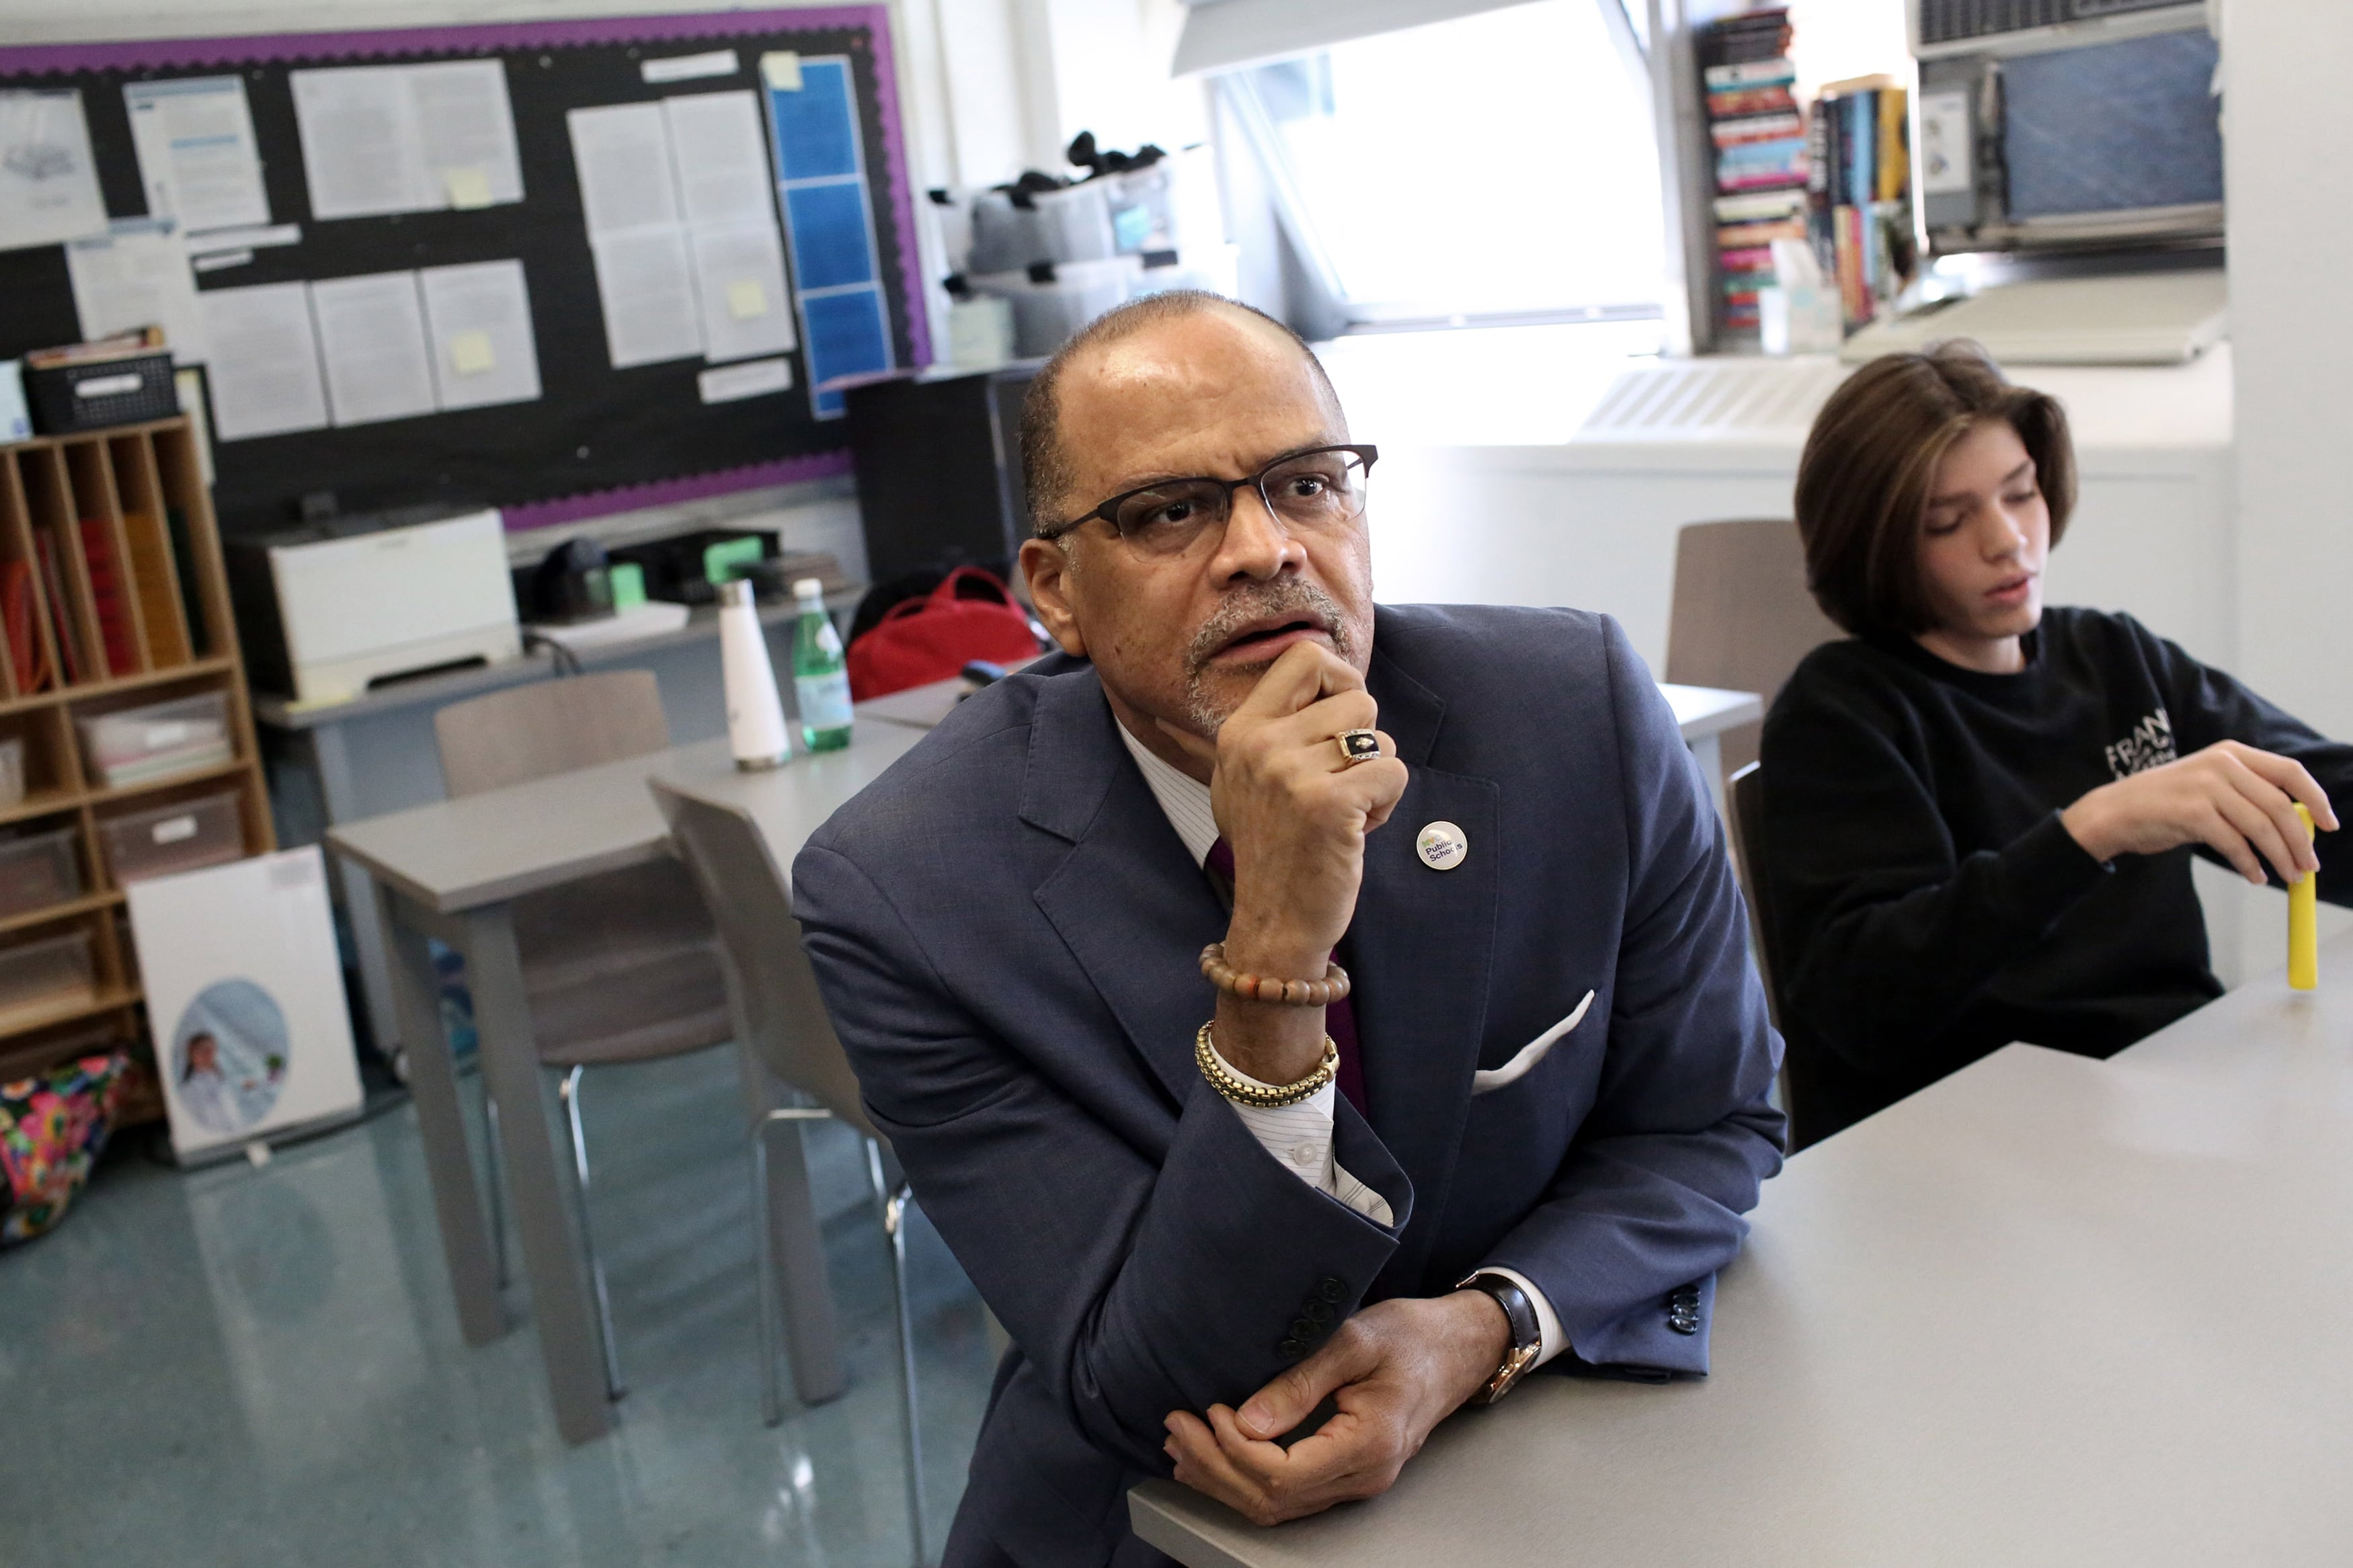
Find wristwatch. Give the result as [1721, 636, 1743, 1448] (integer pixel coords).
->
[1458, 1271, 1543, 1406]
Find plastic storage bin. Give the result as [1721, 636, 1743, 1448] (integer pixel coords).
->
[967, 183, 1117, 275]
[97, 789, 243, 884]
[0, 930, 96, 1026]
[0, 825, 82, 919]
[968, 257, 1141, 359]
[77, 692, 232, 790]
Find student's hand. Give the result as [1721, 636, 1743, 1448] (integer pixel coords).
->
[1162, 1292, 1508, 1527]
[1159, 641, 1408, 982]
[2061, 741, 2338, 886]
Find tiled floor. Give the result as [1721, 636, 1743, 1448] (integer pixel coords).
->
[0, 1048, 996, 1567]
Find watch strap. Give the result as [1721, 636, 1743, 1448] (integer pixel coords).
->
[1459, 1271, 1542, 1405]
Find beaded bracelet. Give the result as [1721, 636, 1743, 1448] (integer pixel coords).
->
[1199, 942, 1352, 1007]
[1195, 1022, 1339, 1109]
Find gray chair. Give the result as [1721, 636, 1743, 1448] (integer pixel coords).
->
[433, 671, 734, 1400]
[1665, 519, 1843, 784]
[651, 777, 927, 1567]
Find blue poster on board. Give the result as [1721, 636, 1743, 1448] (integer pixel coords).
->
[764, 54, 895, 418]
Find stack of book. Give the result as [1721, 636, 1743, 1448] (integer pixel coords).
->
[1700, 11, 1807, 339]
[1808, 75, 1915, 333]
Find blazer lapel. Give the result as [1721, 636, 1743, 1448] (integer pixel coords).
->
[1349, 643, 1501, 1288]
[1023, 668, 1228, 1108]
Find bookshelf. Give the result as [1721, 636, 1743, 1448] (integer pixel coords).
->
[1699, 9, 1806, 347]
[0, 417, 274, 1120]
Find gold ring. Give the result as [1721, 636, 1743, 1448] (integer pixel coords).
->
[1336, 729, 1381, 766]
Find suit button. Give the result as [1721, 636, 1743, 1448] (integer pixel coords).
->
[1316, 1277, 1346, 1303]
[1277, 1338, 1304, 1359]
[1290, 1317, 1317, 1340]
[1305, 1301, 1335, 1325]
[1668, 1313, 1698, 1335]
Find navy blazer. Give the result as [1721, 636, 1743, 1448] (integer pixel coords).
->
[794, 604, 1784, 1567]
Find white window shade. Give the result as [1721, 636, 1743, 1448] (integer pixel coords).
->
[1174, 0, 1554, 76]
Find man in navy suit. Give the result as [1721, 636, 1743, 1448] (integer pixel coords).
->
[794, 292, 1784, 1566]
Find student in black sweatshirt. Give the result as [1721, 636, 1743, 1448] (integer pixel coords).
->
[1759, 341, 2353, 1148]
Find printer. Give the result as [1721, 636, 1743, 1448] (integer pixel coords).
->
[227, 507, 522, 704]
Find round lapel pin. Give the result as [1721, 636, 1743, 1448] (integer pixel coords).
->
[1416, 821, 1468, 872]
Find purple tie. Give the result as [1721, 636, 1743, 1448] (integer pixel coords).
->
[1205, 837, 1367, 1114]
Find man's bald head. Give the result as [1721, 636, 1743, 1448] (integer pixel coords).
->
[1018, 291, 1343, 534]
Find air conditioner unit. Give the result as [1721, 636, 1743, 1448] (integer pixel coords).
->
[1911, 0, 2206, 60]
[1911, 0, 2221, 256]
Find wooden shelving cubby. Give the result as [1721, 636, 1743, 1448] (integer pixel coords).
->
[0, 417, 272, 1116]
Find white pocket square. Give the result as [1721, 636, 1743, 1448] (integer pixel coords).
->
[1472, 990, 1596, 1095]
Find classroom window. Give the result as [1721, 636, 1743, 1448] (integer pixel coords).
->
[1224, 1, 1666, 329]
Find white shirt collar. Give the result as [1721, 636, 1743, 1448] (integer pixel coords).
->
[1115, 720, 1220, 868]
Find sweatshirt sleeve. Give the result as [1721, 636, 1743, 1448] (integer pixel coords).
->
[2142, 620, 2353, 906]
[1758, 677, 2112, 1074]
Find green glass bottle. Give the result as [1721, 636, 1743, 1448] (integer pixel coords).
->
[791, 577, 854, 751]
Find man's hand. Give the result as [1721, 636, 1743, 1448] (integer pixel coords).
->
[1161, 642, 1408, 1084]
[2062, 740, 2337, 886]
[1160, 1292, 1509, 1528]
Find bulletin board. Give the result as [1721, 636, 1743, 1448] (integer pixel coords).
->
[0, 8, 929, 536]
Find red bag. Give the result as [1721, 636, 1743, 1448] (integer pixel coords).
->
[846, 567, 1043, 700]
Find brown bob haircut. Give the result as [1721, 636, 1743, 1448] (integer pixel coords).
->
[1794, 339, 2077, 639]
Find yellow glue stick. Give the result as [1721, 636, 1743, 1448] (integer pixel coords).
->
[2290, 802, 2318, 991]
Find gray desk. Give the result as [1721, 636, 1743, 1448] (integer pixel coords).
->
[2119, 925, 2353, 1096]
[325, 720, 924, 1444]
[1133, 1030, 2353, 1564]
[261, 591, 857, 1065]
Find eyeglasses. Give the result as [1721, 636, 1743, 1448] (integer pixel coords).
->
[1039, 444, 1378, 558]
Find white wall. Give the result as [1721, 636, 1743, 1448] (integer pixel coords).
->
[2225, 0, 2353, 739]
[2219, 0, 2353, 982]
[920, 0, 1036, 186]
[1039, 0, 1205, 162]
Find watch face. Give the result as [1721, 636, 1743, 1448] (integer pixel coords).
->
[1481, 1342, 1541, 1406]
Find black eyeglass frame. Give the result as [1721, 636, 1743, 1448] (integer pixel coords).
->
[1035, 443, 1381, 544]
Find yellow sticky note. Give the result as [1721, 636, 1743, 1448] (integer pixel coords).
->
[444, 166, 494, 210]
[448, 331, 496, 376]
[726, 278, 768, 320]
[761, 51, 803, 91]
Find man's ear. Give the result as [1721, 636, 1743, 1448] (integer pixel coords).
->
[1020, 536, 1088, 657]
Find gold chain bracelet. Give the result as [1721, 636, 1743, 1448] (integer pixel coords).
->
[1195, 1022, 1339, 1109]
[1199, 942, 1352, 1007]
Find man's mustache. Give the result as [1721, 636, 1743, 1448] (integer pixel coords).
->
[1185, 582, 1349, 671]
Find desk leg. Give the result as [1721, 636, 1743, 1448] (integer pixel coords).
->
[315, 725, 403, 1057]
[467, 901, 614, 1445]
[376, 882, 504, 1348]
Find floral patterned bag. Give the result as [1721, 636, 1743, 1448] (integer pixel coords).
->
[0, 1050, 131, 1245]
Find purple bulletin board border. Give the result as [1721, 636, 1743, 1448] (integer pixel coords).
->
[0, 9, 928, 532]
[497, 450, 854, 533]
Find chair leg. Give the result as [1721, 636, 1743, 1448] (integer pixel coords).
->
[559, 1065, 627, 1401]
[751, 1120, 785, 1428]
[868, 1139, 929, 1568]
[483, 1094, 510, 1290]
